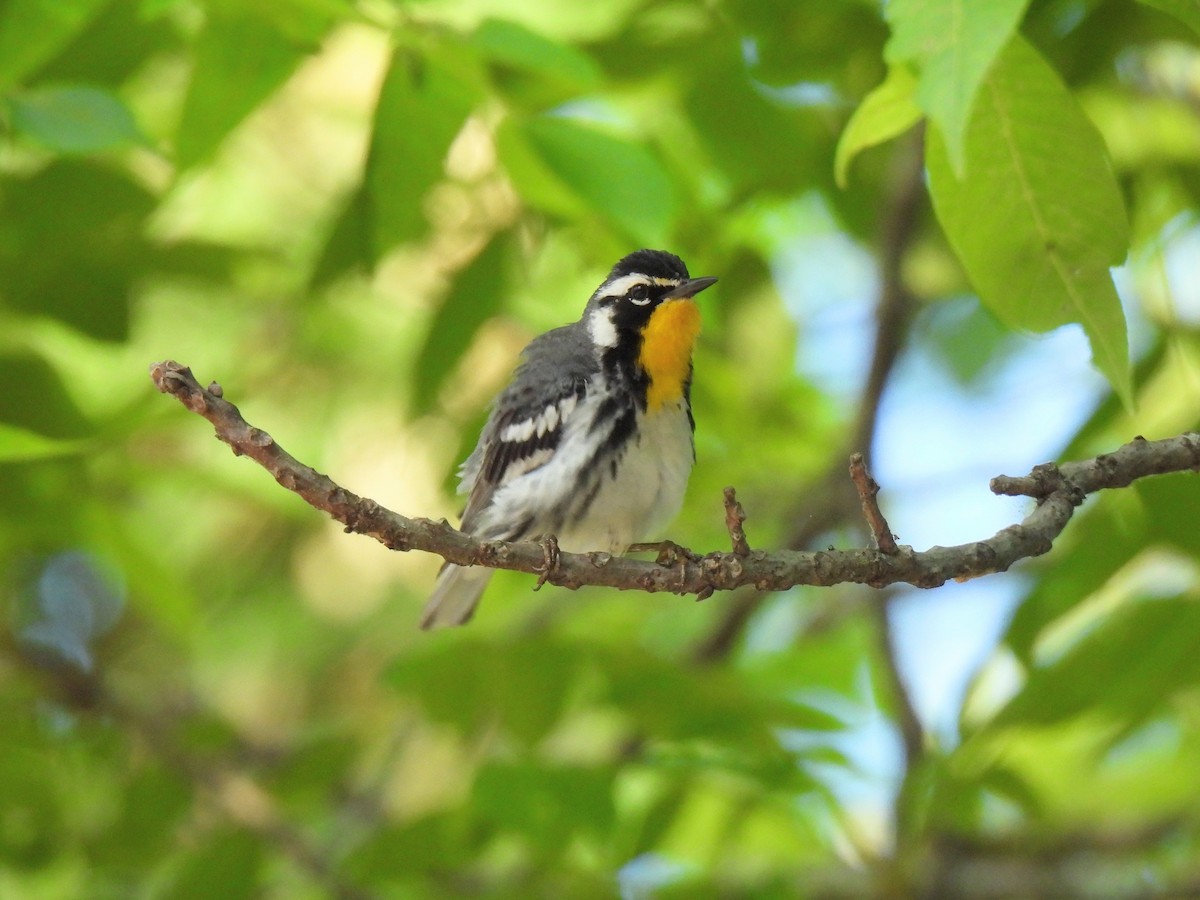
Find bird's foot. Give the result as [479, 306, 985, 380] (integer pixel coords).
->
[629, 539, 699, 567]
[532, 533, 561, 591]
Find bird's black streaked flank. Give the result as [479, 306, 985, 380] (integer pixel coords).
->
[421, 249, 717, 629]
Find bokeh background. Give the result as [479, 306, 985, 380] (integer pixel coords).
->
[3, 0, 1200, 896]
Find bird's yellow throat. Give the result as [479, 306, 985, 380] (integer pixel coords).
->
[639, 298, 701, 412]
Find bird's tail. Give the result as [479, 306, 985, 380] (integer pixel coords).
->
[420, 564, 493, 630]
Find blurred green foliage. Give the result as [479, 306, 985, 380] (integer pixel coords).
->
[2, 0, 1200, 897]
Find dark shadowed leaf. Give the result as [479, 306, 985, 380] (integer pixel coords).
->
[309, 184, 373, 287]
[412, 231, 513, 415]
[0, 352, 91, 439]
[366, 39, 483, 254]
[0, 0, 109, 89]
[0, 160, 153, 341]
[176, 14, 306, 170]
[1138, 0, 1200, 36]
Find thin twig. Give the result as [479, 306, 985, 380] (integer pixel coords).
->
[723, 487, 751, 557]
[848, 453, 898, 554]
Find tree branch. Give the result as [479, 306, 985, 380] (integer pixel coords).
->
[150, 360, 1200, 601]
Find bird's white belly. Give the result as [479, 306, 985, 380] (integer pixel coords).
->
[478, 393, 695, 553]
[558, 402, 694, 553]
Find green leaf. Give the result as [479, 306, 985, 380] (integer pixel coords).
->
[495, 116, 588, 219]
[413, 231, 513, 415]
[0, 161, 153, 341]
[992, 597, 1200, 731]
[6, 85, 144, 153]
[0, 424, 85, 462]
[366, 40, 483, 255]
[885, 0, 1029, 175]
[1137, 0, 1200, 36]
[683, 59, 821, 195]
[0, 351, 91, 440]
[168, 828, 263, 900]
[472, 761, 616, 853]
[926, 36, 1132, 407]
[309, 184, 373, 287]
[176, 14, 305, 170]
[88, 766, 191, 872]
[518, 115, 677, 246]
[0, 0, 110, 90]
[388, 638, 582, 746]
[344, 816, 466, 881]
[471, 18, 601, 89]
[834, 65, 922, 188]
[1006, 473, 1200, 663]
[921, 297, 1017, 387]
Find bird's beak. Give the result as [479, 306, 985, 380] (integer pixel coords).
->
[663, 276, 718, 300]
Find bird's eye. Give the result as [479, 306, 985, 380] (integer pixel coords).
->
[627, 284, 652, 306]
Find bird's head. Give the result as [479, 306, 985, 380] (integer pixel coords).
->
[585, 249, 717, 410]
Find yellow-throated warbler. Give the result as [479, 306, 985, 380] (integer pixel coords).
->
[421, 249, 717, 629]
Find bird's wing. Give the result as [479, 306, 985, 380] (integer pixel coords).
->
[457, 325, 597, 536]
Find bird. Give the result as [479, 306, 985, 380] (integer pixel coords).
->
[420, 249, 717, 629]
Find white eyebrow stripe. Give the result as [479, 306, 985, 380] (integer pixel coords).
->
[597, 273, 684, 300]
[599, 273, 651, 298]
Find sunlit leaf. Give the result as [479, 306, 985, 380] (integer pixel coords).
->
[0, 741, 60, 868]
[1006, 473, 1200, 662]
[926, 36, 1132, 407]
[472, 18, 601, 89]
[885, 0, 1030, 175]
[88, 766, 191, 872]
[0, 423, 85, 462]
[834, 65, 921, 188]
[518, 115, 677, 246]
[344, 816, 467, 881]
[992, 597, 1200, 731]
